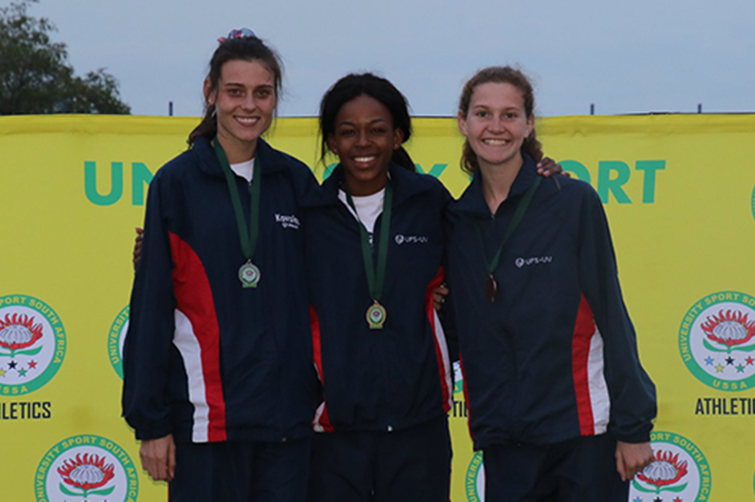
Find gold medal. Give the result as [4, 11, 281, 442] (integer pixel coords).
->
[366, 300, 387, 330]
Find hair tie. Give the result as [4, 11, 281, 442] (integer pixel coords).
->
[217, 28, 257, 44]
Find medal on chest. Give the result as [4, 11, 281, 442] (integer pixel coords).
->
[474, 177, 541, 303]
[214, 137, 263, 289]
[345, 181, 394, 330]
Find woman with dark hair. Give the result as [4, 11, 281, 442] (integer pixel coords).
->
[122, 29, 319, 501]
[303, 72, 454, 502]
[444, 66, 657, 501]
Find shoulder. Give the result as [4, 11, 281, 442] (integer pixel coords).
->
[259, 139, 312, 176]
[150, 147, 199, 185]
[397, 167, 452, 204]
[541, 174, 601, 206]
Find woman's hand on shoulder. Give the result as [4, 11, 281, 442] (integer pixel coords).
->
[536, 157, 569, 178]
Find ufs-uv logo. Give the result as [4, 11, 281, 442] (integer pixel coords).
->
[679, 291, 755, 391]
[630, 431, 711, 502]
[0, 295, 66, 395]
[108, 306, 129, 379]
[35, 434, 138, 502]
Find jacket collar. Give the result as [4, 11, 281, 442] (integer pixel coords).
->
[450, 153, 538, 217]
[307, 162, 434, 208]
[194, 136, 287, 178]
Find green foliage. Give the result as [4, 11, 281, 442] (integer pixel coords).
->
[0, 0, 130, 114]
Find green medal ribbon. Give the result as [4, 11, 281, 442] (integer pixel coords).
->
[214, 137, 262, 288]
[474, 176, 541, 303]
[345, 182, 394, 329]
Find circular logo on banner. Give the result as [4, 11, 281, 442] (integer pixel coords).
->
[0, 295, 66, 396]
[630, 431, 711, 502]
[108, 306, 129, 379]
[679, 291, 755, 391]
[465, 451, 486, 502]
[35, 434, 138, 502]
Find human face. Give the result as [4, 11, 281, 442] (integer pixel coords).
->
[458, 82, 534, 172]
[327, 94, 404, 196]
[205, 59, 277, 162]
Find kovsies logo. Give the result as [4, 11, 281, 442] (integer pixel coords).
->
[0, 295, 66, 395]
[629, 431, 711, 501]
[108, 306, 129, 379]
[679, 291, 755, 391]
[35, 434, 138, 502]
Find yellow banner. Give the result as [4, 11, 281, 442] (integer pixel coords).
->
[1, 114, 754, 501]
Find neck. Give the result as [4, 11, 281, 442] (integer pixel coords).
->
[217, 133, 257, 164]
[344, 170, 388, 197]
[478, 155, 524, 214]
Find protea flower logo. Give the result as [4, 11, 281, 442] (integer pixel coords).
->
[629, 431, 711, 502]
[701, 310, 755, 351]
[35, 434, 138, 502]
[58, 453, 116, 499]
[465, 451, 485, 501]
[634, 450, 688, 495]
[0, 295, 66, 395]
[679, 291, 755, 391]
[107, 306, 129, 379]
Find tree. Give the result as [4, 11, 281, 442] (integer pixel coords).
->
[0, 0, 130, 114]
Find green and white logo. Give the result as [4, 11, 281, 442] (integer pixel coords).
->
[629, 431, 711, 502]
[679, 291, 755, 391]
[465, 451, 485, 501]
[35, 434, 139, 502]
[453, 361, 463, 395]
[108, 306, 129, 379]
[750, 182, 755, 224]
[0, 295, 66, 396]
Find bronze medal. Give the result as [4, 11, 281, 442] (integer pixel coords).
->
[485, 274, 498, 303]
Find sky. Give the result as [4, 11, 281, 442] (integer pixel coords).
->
[16, 0, 755, 118]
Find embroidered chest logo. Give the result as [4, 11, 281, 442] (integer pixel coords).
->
[274, 213, 300, 230]
[515, 256, 553, 268]
[394, 234, 428, 245]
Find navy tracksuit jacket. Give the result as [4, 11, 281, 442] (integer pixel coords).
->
[445, 154, 656, 450]
[122, 137, 320, 444]
[303, 163, 454, 433]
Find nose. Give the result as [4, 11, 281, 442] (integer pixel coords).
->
[242, 93, 257, 111]
[356, 129, 369, 146]
[489, 116, 505, 132]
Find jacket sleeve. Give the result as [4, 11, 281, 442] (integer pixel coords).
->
[121, 171, 177, 440]
[578, 187, 657, 443]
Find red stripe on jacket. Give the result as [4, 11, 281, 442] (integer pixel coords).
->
[169, 232, 227, 442]
[310, 305, 333, 432]
[572, 293, 597, 436]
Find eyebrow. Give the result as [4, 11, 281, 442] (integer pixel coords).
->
[336, 118, 390, 128]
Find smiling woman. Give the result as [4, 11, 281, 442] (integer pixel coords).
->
[122, 29, 320, 502]
[444, 66, 657, 502]
[304, 73, 454, 502]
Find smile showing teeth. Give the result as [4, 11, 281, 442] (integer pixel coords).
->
[483, 139, 508, 146]
[354, 156, 376, 163]
[236, 117, 259, 125]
